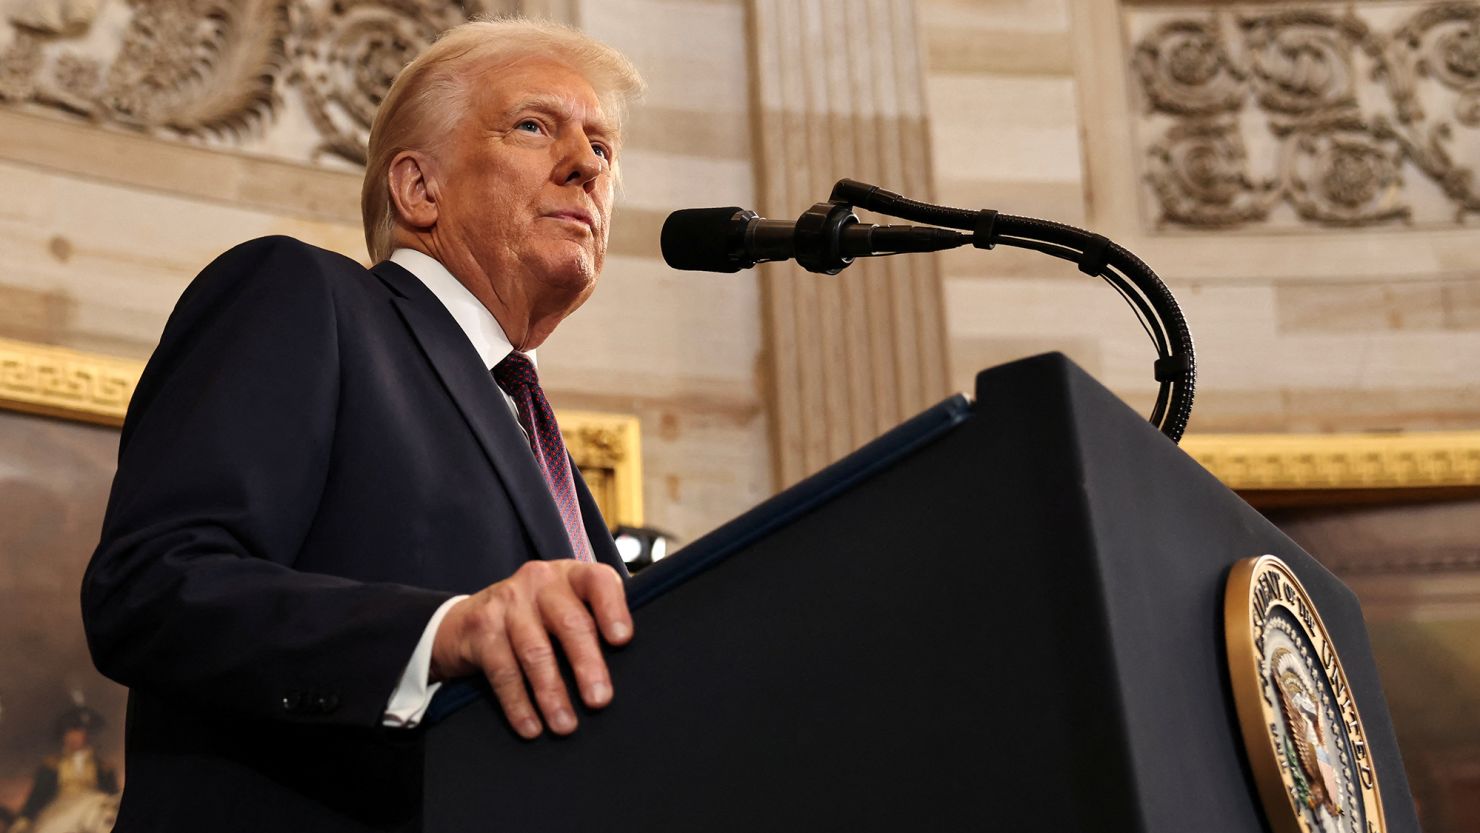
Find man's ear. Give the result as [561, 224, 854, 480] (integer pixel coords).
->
[387, 150, 439, 230]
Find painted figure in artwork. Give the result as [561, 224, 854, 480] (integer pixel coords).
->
[11, 706, 118, 833]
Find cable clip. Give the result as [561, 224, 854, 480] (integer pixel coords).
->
[1154, 354, 1192, 382]
[1078, 233, 1112, 276]
[973, 210, 998, 250]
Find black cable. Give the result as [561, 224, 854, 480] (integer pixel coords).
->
[994, 235, 1170, 355]
[1101, 265, 1166, 358]
[992, 236, 1079, 263]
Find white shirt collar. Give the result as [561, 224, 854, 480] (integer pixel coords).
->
[388, 248, 536, 371]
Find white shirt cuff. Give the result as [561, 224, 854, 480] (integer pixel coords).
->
[382, 594, 468, 728]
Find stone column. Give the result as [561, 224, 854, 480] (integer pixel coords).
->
[749, 0, 950, 487]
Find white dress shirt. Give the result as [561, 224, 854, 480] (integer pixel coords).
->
[380, 248, 536, 728]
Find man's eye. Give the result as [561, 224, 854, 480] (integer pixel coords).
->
[592, 144, 609, 160]
[516, 120, 541, 133]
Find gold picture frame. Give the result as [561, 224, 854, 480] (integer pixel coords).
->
[1181, 432, 1480, 508]
[0, 336, 644, 527]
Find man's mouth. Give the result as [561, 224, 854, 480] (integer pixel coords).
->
[543, 210, 596, 232]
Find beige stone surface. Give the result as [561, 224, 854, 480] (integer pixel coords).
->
[575, 0, 769, 535]
[926, 0, 1480, 435]
[1444, 280, 1480, 330]
[1276, 282, 1455, 334]
[749, 0, 949, 486]
[2, 0, 1479, 540]
[926, 75, 1084, 183]
[0, 157, 367, 358]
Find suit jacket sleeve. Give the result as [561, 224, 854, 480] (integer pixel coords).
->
[82, 237, 452, 728]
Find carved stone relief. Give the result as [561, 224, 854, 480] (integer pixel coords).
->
[0, 0, 515, 169]
[1127, 2, 1480, 230]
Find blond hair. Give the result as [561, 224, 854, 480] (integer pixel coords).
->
[361, 18, 645, 262]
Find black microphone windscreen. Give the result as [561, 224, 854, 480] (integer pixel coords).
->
[661, 207, 745, 273]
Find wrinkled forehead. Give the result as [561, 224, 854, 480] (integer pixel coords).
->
[468, 55, 620, 138]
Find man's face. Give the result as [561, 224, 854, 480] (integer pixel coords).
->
[432, 55, 617, 336]
[62, 727, 89, 754]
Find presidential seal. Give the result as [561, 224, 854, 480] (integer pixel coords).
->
[1224, 555, 1386, 833]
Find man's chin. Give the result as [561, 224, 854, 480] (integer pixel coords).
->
[531, 252, 599, 297]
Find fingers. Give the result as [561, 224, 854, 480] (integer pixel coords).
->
[569, 562, 634, 646]
[460, 560, 632, 739]
[507, 607, 579, 735]
[538, 586, 611, 711]
[480, 620, 543, 739]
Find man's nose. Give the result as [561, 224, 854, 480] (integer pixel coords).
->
[559, 140, 604, 188]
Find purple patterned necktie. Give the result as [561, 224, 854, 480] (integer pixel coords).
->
[492, 352, 594, 562]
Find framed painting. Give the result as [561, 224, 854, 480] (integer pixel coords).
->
[1183, 431, 1480, 833]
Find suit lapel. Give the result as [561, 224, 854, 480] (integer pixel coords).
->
[373, 261, 576, 562]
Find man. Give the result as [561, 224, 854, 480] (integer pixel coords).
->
[13, 706, 119, 833]
[81, 19, 644, 832]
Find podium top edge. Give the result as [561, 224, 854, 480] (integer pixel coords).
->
[423, 392, 973, 725]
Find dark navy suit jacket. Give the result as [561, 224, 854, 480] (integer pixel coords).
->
[82, 236, 623, 832]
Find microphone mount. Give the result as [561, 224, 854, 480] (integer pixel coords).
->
[700, 203, 970, 275]
[793, 200, 856, 274]
[660, 180, 1197, 442]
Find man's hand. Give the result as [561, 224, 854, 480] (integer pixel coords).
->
[430, 560, 632, 738]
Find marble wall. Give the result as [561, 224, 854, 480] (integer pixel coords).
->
[925, 0, 1480, 433]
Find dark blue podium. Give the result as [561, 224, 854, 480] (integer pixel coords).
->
[422, 353, 1418, 832]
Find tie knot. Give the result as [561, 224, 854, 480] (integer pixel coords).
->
[493, 351, 538, 390]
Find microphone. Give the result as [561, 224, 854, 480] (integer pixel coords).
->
[661, 201, 969, 275]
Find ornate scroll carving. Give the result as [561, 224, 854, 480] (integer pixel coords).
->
[290, 0, 469, 164]
[1147, 119, 1279, 227]
[1129, 2, 1480, 230]
[103, 0, 290, 135]
[1281, 113, 1411, 226]
[0, 0, 516, 167]
[1242, 9, 1367, 117]
[1134, 18, 1248, 116]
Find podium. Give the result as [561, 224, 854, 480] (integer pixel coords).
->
[422, 353, 1419, 832]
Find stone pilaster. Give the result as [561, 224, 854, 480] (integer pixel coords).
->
[749, 0, 950, 487]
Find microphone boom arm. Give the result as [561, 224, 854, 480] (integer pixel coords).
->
[657, 182, 1196, 442]
[829, 179, 1197, 444]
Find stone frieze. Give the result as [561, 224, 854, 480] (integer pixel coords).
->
[1127, 2, 1480, 230]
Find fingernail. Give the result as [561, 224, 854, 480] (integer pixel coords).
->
[517, 718, 540, 738]
[588, 681, 611, 705]
[610, 621, 632, 641]
[551, 710, 577, 733]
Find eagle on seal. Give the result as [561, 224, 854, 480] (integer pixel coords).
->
[1274, 662, 1344, 818]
